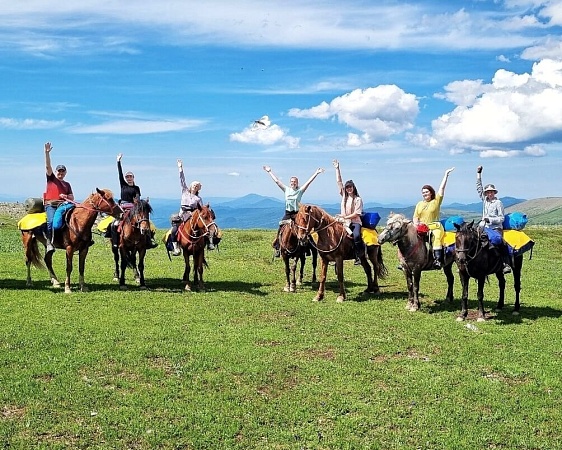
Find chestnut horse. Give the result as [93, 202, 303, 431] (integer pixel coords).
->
[21, 188, 120, 293]
[377, 213, 455, 312]
[113, 198, 153, 290]
[454, 221, 523, 321]
[294, 204, 387, 302]
[278, 220, 317, 292]
[176, 204, 217, 292]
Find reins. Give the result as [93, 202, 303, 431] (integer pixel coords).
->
[299, 208, 346, 254]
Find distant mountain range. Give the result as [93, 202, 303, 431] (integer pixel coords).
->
[145, 193, 558, 230]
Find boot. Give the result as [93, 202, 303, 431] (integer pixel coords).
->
[147, 236, 158, 249]
[45, 230, 55, 254]
[207, 238, 215, 251]
[502, 246, 512, 274]
[171, 241, 181, 256]
[110, 223, 120, 248]
[433, 249, 443, 270]
[354, 243, 365, 265]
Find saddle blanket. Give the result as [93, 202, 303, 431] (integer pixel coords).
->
[96, 215, 114, 233]
[17, 213, 47, 231]
[504, 230, 534, 257]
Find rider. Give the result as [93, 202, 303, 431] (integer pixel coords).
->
[476, 165, 512, 274]
[43, 142, 74, 254]
[263, 165, 325, 257]
[333, 160, 364, 265]
[412, 167, 455, 269]
[111, 153, 158, 249]
[170, 159, 214, 256]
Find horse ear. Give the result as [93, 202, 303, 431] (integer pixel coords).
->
[453, 222, 461, 231]
[96, 188, 104, 196]
[468, 220, 475, 228]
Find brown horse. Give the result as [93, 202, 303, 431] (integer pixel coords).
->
[21, 188, 120, 293]
[278, 220, 317, 292]
[113, 198, 153, 290]
[377, 213, 455, 312]
[454, 221, 524, 321]
[176, 204, 217, 292]
[293, 204, 387, 302]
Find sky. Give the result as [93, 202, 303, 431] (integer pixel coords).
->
[1, 0, 562, 206]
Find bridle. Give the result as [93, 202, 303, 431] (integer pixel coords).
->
[180, 207, 217, 242]
[295, 207, 345, 253]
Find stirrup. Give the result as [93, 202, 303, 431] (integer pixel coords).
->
[502, 264, 512, 274]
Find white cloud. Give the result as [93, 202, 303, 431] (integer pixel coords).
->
[521, 37, 562, 60]
[68, 118, 205, 134]
[230, 123, 300, 149]
[434, 80, 489, 107]
[430, 59, 562, 155]
[228, 172, 240, 176]
[288, 85, 418, 145]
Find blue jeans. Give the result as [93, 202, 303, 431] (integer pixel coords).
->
[45, 204, 57, 239]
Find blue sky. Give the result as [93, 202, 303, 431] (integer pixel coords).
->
[1, 0, 562, 205]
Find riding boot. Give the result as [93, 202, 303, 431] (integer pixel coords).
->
[354, 242, 365, 265]
[273, 227, 281, 257]
[110, 223, 120, 248]
[432, 249, 443, 270]
[146, 234, 158, 249]
[501, 249, 512, 274]
[171, 241, 181, 256]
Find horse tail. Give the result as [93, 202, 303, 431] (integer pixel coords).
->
[124, 250, 136, 269]
[375, 245, 388, 279]
[22, 231, 45, 270]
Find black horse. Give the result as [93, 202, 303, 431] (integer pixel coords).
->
[278, 220, 317, 292]
[112, 198, 153, 290]
[454, 221, 523, 321]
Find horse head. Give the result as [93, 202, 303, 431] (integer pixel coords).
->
[90, 188, 120, 217]
[377, 213, 411, 245]
[294, 204, 319, 246]
[191, 204, 217, 241]
[128, 197, 153, 236]
[453, 220, 476, 267]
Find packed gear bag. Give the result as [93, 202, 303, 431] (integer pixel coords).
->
[52, 202, 75, 230]
[24, 197, 45, 214]
[361, 212, 381, 230]
[503, 212, 528, 230]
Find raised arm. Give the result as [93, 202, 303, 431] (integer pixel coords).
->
[333, 160, 344, 196]
[263, 165, 286, 191]
[178, 159, 188, 192]
[437, 167, 455, 197]
[301, 167, 325, 193]
[117, 153, 126, 187]
[476, 165, 485, 200]
[45, 142, 53, 176]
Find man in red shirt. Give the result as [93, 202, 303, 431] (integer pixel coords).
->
[44, 142, 74, 253]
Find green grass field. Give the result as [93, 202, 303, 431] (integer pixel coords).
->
[1, 222, 561, 449]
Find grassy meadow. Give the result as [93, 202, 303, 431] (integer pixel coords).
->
[1, 219, 562, 449]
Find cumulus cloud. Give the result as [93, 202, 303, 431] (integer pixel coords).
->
[288, 85, 418, 145]
[230, 121, 300, 149]
[521, 37, 562, 60]
[430, 59, 562, 156]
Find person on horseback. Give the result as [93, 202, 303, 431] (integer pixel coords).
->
[43, 142, 74, 254]
[476, 165, 511, 274]
[111, 153, 158, 249]
[333, 160, 364, 265]
[170, 159, 214, 256]
[412, 167, 455, 269]
[263, 165, 325, 257]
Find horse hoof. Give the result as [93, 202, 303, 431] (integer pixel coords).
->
[64, 288, 72, 294]
[52, 280, 60, 288]
[135, 279, 141, 284]
[477, 317, 486, 322]
[336, 296, 345, 303]
[456, 316, 465, 322]
[283, 286, 291, 293]
[312, 296, 322, 302]
[184, 285, 191, 292]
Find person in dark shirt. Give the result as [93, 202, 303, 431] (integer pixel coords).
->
[110, 153, 157, 248]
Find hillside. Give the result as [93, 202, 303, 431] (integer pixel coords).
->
[506, 197, 562, 225]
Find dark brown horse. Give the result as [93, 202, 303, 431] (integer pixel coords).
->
[176, 204, 217, 292]
[113, 198, 153, 290]
[294, 204, 387, 302]
[278, 220, 317, 292]
[377, 213, 455, 312]
[454, 221, 523, 321]
[21, 188, 120, 293]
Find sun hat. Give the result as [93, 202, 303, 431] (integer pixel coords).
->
[125, 171, 134, 177]
[55, 164, 67, 172]
[483, 184, 498, 193]
[190, 181, 202, 191]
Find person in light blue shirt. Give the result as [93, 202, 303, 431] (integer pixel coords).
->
[263, 165, 324, 257]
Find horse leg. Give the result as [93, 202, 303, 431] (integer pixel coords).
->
[335, 258, 346, 303]
[411, 271, 422, 311]
[119, 249, 128, 290]
[64, 247, 74, 294]
[44, 249, 60, 288]
[456, 270, 470, 321]
[137, 249, 146, 289]
[77, 248, 89, 292]
[512, 255, 523, 315]
[314, 258, 328, 302]
[311, 247, 318, 284]
[362, 246, 378, 295]
[112, 247, 120, 281]
[282, 255, 291, 292]
[404, 271, 415, 310]
[476, 277, 487, 321]
[443, 262, 455, 303]
[289, 257, 298, 292]
[22, 232, 35, 287]
[296, 254, 305, 287]
[193, 251, 205, 292]
[133, 252, 140, 284]
[183, 253, 192, 291]
[495, 271, 506, 313]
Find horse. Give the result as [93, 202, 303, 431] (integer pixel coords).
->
[112, 198, 153, 290]
[293, 204, 387, 302]
[278, 220, 317, 292]
[176, 204, 217, 292]
[21, 188, 120, 293]
[377, 213, 455, 312]
[453, 221, 523, 321]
